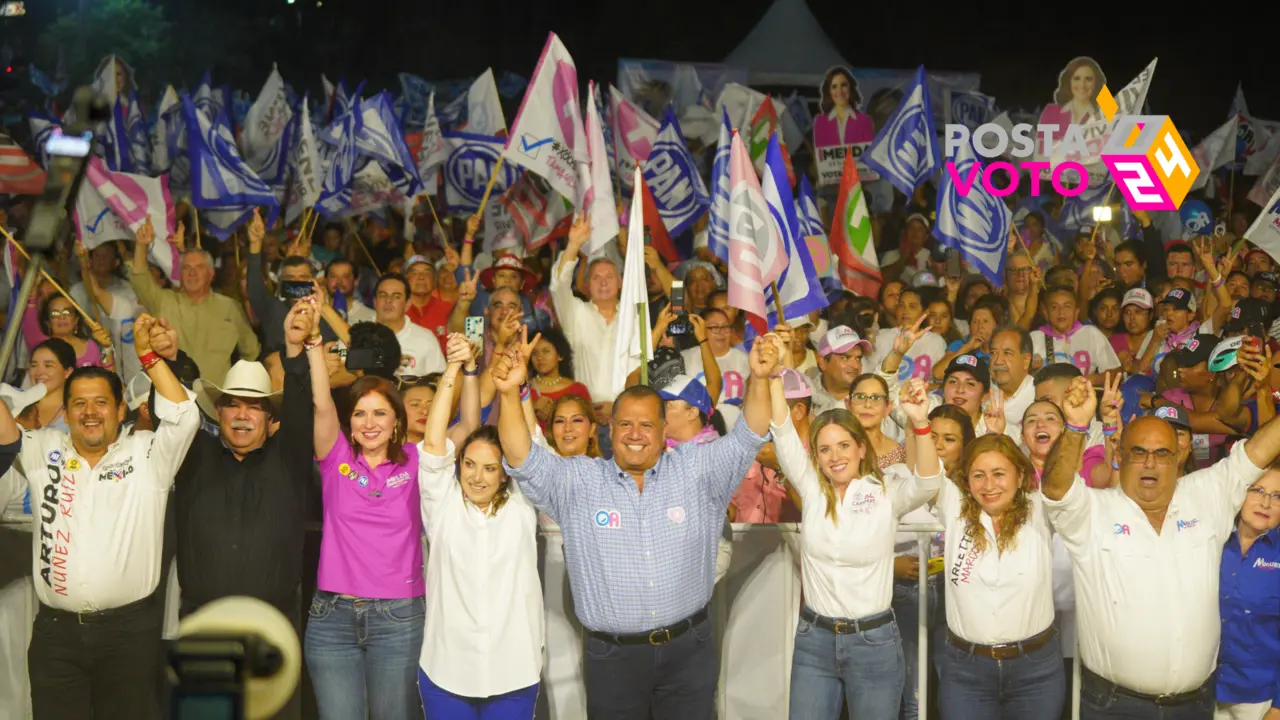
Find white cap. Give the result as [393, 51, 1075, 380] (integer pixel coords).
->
[126, 373, 153, 411]
[1121, 288, 1153, 310]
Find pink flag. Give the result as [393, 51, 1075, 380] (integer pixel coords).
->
[584, 82, 619, 254]
[503, 33, 589, 207]
[726, 130, 786, 327]
[609, 85, 658, 194]
[83, 156, 178, 281]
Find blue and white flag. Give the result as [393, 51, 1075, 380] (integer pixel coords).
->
[317, 108, 360, 217]
[182, 93, 279, 227]
[284, 96, 322, 224]
[98, 100, 131, 172]
[151, 86, 180, 174]
[706, 106, 732, 262]
[862, 65, 938, 197]
[28, 113, 57, 169]
[125, 92, 152, 174]
[642, 105, 709, 238]
[28, 65, 62, 98]
[397, 73, 435, 130]
[241, 65, 294, 187]
[319, 92, 423, 200]
[935, 135, 1011, 287]
[762, 134, 827, 323]
[796, 174, 837, 282]
[441, 130, 518, 212]
[193, 70, 221, 121]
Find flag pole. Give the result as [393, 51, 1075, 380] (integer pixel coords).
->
[474, 156, 506, 218]
[1, 228, 96, 324]
[422, 191, 447, 246]
[193, 206, 201, 249]
[637, 301, 649, 386]
[770, 282, 787, 325]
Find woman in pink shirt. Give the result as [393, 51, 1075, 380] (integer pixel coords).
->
[302, 296, 426, 720]
[812, 67, 875, 151]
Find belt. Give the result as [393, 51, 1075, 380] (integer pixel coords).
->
[42, 593, 156, 626]
[588, 606, 709, 646]
[947, 626, 1056, 660]
[1081, 666, 1210, 707]
[800, 606, 895, 635]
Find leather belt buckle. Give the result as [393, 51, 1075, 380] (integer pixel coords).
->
[989, 643, 1018, 660]
[648, 628, 671, 646]
[831, 620, 852, 634]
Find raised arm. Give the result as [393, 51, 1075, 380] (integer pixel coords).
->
[494, 340, 534, 468]
[296, 298, 340, 460]
[446, 268, 477, 335]
[743, 331, 780, 437]
[446, 338, 482, 448]
[135, 314, 200, 484]
[900, 378, 939, 479]
[280, 300, 316, 473]
[689, 314, 722, 403]
[128, 217, 166, 311]
[425, 333, 472, 456]
[1043, 376, 1096, 501]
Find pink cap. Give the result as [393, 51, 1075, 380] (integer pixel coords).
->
[779, 368, 812, 400]
[816, 326, 872, 357]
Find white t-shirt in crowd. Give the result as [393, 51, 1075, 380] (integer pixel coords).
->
[346, 298, 376, 325]
[939, 478, 1056, 645]
[872, 328, 948, 384]
[1043, 443, 1264, 695]
[1001, 375, 1036, 431]
[772, 417, 940, 620]
[681, 346, 749, 429]
[1031, 324, 1121, 375]
[395, 320, 446, 377]
[418, 440, 543, 698]
[1, 391, 201, 612]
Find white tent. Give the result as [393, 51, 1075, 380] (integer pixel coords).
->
[723, 0, 851, 86]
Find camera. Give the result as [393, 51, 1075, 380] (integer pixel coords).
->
[279, 281, 314, 301]
[668, 281, 692, 336]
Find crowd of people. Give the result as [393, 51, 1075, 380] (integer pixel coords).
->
[0, 145, 1277, 720]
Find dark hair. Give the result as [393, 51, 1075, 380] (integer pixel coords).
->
[38, 293, 87, 340]
[612, 384, 666, 424]
[928, 403, 977, 477]
[457, 425, 511, 516]
[374, 272, 409, 298]
[704, 288, 729, 308]
[877, 280, 904, 306]
[529, 327, 574, 381]
[64, 366, 124, 409]
[321, 222, 344, 239]
[992, 324, 1033, 356]
[1227, 269, 1250, 285]
[1033, 363, 1083, 386]
[1025, 211, 1046, 228]
[347, 375, 408, 464]
[280, 256, 313, 274]
[347, 322, 402, 380]
[1114, 239, 1145, 265]
[31, 337, 76, 371]
[325, 257, 355, 276]
[1088, 287, 1124, 327]
[956, 275, 993, 320]
[700, 306, 730, 324]
[972, 294, 1011, 326]
[820, 66, 862, 115]
[1165, 241, 1194, 260]
[148, 352, 202, 414]
[1043, 285, 1078, 306]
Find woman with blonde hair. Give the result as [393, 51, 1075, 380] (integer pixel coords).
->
[937, 433, 1064, 719]
[772, 367, 942, 720]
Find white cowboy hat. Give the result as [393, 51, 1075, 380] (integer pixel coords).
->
[195, 361, 281, 411]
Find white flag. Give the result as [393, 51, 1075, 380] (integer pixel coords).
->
[416, 91, 449, 177]
[503, 33, 588, 205]
[584, 82, 619, 255]
[1245, 183, 1280, 265]
[241, 64, 294, 184]
[1190, 115, 1238, 191]
[612, 166, 650, 397]
[285, 97, 322, 224]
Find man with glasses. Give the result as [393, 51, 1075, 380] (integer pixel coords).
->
[373, 273, 445, 379]
[681, 308, 749, 428]
[1043, 375, 1280, 719]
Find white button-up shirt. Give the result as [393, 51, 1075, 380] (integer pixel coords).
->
[1001, 374, 1036, 430]
[1042, 442, 1263, 694]
[3, 391, 200, 612]
[773, 417, 940, 619]
[940, 479, 1056, 645]
[550, 255, 620, 403]
[418, 441, 543, 698]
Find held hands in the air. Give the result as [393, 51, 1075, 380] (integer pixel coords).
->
[749, 333, 782, 379]
[900, 378, 931, 427]
[1062, 376, 1097, 429]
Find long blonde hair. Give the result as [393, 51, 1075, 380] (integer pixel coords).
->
[806, 409, 883, 524]
[955, 434, 1036, 555]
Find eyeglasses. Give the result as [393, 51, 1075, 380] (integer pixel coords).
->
[1246, 486, 1280, 504]
[48, 309, 75, 319]
[1122, 446, 1176, 466]
[850, 393, 888, 405]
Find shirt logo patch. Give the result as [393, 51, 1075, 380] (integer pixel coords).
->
[347, 471, 358, 481]
[1253, 558, 1280, 570]
[1177, 519, 1199, 531]
[667, 506, 686, 524]
[47, 451, 61, 464]
[98, 461, 134, 483]
[338, 463, 351, 476]
[386, 471, 411, 489]
[1114, 523, 1130, 535]
[594, 510, 621, 529]
[358, 476, 369, 487]
[65, 458, 81, 471]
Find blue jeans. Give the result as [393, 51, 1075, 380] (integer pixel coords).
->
[789, 607, 905, 720]
[1079, 668, 1213, 720]
[304, 591, 425, 720]
[418, 669, 538, 719]
[892, 579, 945, 720]
[583, 613, 719, 719]
[938, 630, 1065, 720]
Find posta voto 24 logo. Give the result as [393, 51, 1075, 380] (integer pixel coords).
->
[943, 84, 1200, 211]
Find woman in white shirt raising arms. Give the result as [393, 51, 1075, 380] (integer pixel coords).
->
[771, 369, 942, 720]
[416, 334, 543, 717]
[937, 432, 1064, 719]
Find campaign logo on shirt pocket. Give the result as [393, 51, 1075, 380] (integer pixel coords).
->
[594, 510, 621, 529]
[386, 471, 411, 489]
[667, 506, 686, 524]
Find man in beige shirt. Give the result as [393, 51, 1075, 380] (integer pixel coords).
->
[130, 218, 260, 387]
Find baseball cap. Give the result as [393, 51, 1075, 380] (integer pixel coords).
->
[658, 374, 714, 417]
[1224, 298, 1273, 333]
[1171, 334, 1218, 367]
[944, 354, 990, 390]
[1150, 404, 1191, 431]
[404, 254, 432, 272]
[912, 271, 940, 288]
[779, 368, 812, 400]
[1159, 288, 1197, 312]
[1208, 336, 1245, 373]
[1253, 271, 1280, 289]
[816, 326, 873, 358]
[1121, 288, 1153, 310]
[126, 373, 153, 411]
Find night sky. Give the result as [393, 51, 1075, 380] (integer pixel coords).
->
[7, 0, 1279, 139]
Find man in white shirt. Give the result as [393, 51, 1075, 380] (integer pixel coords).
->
[989, 325, 1036, 430]
[1, 313, 200, 720]
[1030, 286, 1121, 383]
[680, 307, 749, 428]
[373, 273, 445, 378]
[805, 325, 873, 416]
[70, 242, 138, 312]
[1041, 377, 1280, 718]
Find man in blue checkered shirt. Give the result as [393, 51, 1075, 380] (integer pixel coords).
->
[494, 333, 779, 718]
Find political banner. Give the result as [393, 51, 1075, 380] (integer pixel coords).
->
[442, 131, 519, 212]
[813, 66, 877, 186]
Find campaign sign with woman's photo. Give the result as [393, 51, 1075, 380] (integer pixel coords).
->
[813, 66, 877, 185]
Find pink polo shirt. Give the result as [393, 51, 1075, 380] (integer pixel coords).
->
[317, 437, 425, 599]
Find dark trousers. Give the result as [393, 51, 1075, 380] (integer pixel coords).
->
[1080, 668, 1214, 720]
[582, 614, 718, 719]
[28, 597, 163, 720]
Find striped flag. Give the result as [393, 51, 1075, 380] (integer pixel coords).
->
[828, 151, 880, 298]
[726, 130, 785, 328]
[0, 130, 45, 195]
[762, 133, 827, 323]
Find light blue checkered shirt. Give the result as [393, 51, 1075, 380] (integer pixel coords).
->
[506, 419, 767, 633]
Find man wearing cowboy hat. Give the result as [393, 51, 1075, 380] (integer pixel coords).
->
[462, 252, 550, 331]
[172, 301, 318, 626]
